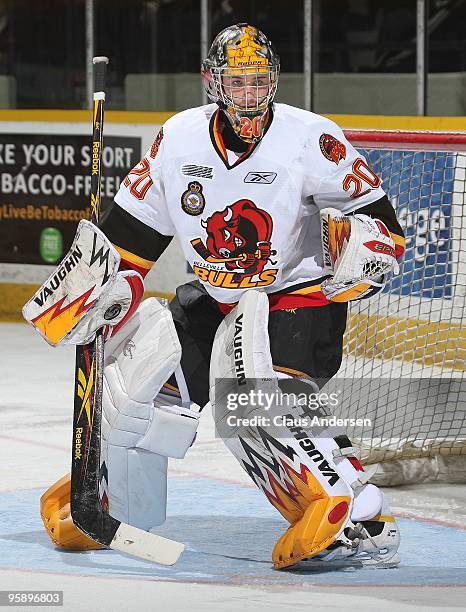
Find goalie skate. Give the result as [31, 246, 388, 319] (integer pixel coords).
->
[298, 491, 400, 569]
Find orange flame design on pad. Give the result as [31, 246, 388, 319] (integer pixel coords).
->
[328, 217, 351, 266]
[261, 459, 328, 525]
[32, 287, 96, 345]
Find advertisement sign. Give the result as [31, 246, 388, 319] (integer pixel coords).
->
[0, 134, 141, 264]
[362, 148, 454, 299]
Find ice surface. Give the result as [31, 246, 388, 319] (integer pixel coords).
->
[1, 323, 466, 611]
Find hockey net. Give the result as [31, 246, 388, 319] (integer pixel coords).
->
[334, 130, 466, 486]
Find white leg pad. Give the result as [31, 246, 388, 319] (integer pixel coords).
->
[209, 290, 354, 505]
[136, 400, 200, 459]
[101, 297, 187, 530]
[209, 290, 398, 565]
[106, 446, 168, 530]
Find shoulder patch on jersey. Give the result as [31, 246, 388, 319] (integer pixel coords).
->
[181, 164, 214, 179]
[149, 128, 164, 159]
[181, 181, 206, 216]
[319, 133, 346, 165]
[244, 172, 277, 184]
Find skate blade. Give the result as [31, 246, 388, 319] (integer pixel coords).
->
[293, 551, 400, 571]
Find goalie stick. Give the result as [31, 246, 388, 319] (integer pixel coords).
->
[70, 56, 184, 566]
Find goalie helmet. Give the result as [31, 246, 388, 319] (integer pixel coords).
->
[202, 23, 280, 143]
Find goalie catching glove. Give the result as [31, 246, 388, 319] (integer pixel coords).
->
[320, 207, 399, 302]
[23, 219, 144, 345]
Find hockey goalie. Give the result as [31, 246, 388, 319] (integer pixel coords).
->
[23, 23, 405, 569]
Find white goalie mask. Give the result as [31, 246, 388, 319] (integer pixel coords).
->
[202, 23, 280, 143]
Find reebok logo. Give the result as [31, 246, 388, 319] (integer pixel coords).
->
[244, 172, 277, 184]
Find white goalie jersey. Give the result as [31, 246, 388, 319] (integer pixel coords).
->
[114, 103, 386, 303]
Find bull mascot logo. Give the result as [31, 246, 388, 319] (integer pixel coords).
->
[191, 199, 274, 275]
[319, 133, 346, 165]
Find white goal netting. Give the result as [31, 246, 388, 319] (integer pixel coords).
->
[333, 131, 466, 485]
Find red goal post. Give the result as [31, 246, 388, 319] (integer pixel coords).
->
[345, 129, 466, 151]
[332, 128, 466, 486]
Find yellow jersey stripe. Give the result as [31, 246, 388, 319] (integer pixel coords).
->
[113, 244, 155, 270]
[287, 285, 323, 296]
[273, 365, 308, 378]
[391, 232, 406, 247]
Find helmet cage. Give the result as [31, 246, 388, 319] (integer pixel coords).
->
[207, 65, 279, 113]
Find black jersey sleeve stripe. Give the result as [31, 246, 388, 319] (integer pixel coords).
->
[352, 195, 404, 240]
[352, 195, 405, 257]
[98, 202, 173, 263]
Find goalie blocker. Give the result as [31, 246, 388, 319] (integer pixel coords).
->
[23, 219, 144, 347]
